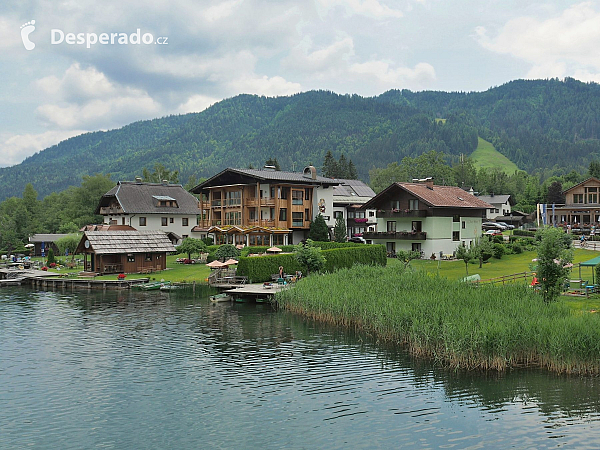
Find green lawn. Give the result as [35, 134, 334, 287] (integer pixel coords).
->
[471, 137, 519, 175]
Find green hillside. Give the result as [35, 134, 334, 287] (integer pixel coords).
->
[2, 78, 600, 200]
[470, 137, 519, 175]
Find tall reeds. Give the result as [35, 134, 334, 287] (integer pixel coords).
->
[276, 265, 600, 374]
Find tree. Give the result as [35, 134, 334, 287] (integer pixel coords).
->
[536, 227, 573, 302]
[455, 244, 474, 276]
[347, 160, 358, 179]
[395, 250, 421, 268]
[55, 234, 82, 259]
[176, 237, 207, 259]
[589, 160, 600, 179]
[57, 222, 80, 234]
[471, 236, 494, 268]
[322, 151, 337, 178]
[294, 239, 326, 275]
[338, 154, 349, 178]
[214, 244, 240, 261]
[47, 248, 55, 265]
[308, 213, 329, 241]
[333, 215, 347, 242]
[141, 163, 179, 183]
[546, 181, 565, 204]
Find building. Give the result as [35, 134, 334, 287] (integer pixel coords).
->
[190, 166, 339, 245]
[28, 234, 69, 256]
[541, 177, 600, 227]
[329, 179, 377, 239]
[95, 180, 200, 244]
[75, 230, 176, 274]
[475, 194, 512, 221]
[361, 178, 492, 257]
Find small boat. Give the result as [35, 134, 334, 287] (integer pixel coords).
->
[134, 281, 164, 291]
[159, 283, 182, 291]
[210, 293, 232, 302]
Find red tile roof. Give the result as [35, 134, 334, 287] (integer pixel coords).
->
[397, 182, 493, 208]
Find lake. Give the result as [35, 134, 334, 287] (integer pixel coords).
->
[1, 287, 600, 449]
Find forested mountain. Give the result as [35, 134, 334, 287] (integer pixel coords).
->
[2, 78, 600, 200]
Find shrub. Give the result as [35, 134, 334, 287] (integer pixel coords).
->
[214, 244, 240, 261]
[322, 245, 386, 272]
[492, 243, 505, 259]
[47, 248, 55, 265]
[514, 229, 536, 237]
[512, 242, 523, 254]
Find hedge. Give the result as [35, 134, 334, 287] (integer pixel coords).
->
[513, 229, 536, 237]
[240, 245, 296, 256]
[236, 244, 387, 282]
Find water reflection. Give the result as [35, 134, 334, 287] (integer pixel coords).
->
[1, 286, 600, 449]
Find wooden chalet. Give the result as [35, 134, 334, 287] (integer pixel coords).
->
[75, 231, 176, 274]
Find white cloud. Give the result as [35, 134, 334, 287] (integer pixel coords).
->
[283, 36, 354, 76]
[34, 63, 162, 129]
[177, 94, 219, 114]
[315, 0, 403, 19]
[350, 60, 436, 89]
[203, 0, 244, 22]
[0, 130, 86, 167]
[228, 75, 302, 97]
[475, 2, 600, 81]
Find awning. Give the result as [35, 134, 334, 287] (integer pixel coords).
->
[580, 256, 600, 266]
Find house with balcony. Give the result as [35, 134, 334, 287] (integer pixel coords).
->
[330, 179, 376, 240]
[361, 178, 492, 256]
[95, 179, 200, 244]
[190, 166, 339, 246]
[474, 193, 513, 221]
[541, 177, 600, 228]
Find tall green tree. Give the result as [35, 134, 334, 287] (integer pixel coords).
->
[536, 227, 573, 303]
[142, 164, 179, 183]
[589, 160, 600, 179]
[308, 214, 329, 241]
[176, 238, 207, 259]
[294, 239, 326, 275]
[333, 215, 347, 242]
[322, 151, 337, 178]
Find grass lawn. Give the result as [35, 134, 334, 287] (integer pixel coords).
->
[392, 248, 600, 311]
[471, 137, 519, 175]
[33, 254, 212, 283]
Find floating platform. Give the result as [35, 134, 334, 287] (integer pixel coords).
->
[224, 283, 290, 301]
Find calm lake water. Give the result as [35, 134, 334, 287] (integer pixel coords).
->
[1, 287, 600, 449]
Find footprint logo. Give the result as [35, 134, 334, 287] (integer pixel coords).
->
[20, 20, 36, 50]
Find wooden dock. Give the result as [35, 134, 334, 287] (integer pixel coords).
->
[0, 268, 150, 290]
[224, 283, 290, 301]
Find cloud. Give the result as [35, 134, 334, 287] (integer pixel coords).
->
[475, 2, 600, 81]
[0, 130, 87, 168]
[283, 36, 354, 76]
[35, 63, 162, 129]
[177, 94, 219, 114]
[315, 0, 403, 19]
[350, 60, 436, 89]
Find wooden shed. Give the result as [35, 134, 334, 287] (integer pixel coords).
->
[75, 231, 176, 275]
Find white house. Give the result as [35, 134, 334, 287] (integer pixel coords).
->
[95, 179, 200, 244]
[475, 194, 512, 221]
[362, 179, 492, 257]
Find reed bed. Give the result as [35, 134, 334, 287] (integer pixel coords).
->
[276, 265, 600, 374]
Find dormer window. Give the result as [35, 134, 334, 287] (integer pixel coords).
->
[153, 195, 178, 208]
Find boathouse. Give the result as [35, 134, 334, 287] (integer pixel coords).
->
[75, 230, 176, 274]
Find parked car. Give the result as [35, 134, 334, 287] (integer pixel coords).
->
[482, 222, 506, 231]
[484, 230, 503, 236]
[496, 221, 515, 230]
[348, 237, 367, 244]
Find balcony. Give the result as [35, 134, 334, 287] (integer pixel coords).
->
[376, 209, 427, 218]
[211, 200, 222, 207]
[363, 231, 427, 240]
[99, 206, 122, 215]
[248, 219, 276, 227]
[246, 197, 276, 207]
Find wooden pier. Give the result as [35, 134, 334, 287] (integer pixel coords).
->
[0, 268, 149, 290]
[224, 283, 289, 301]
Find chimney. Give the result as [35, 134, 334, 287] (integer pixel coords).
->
[263, 165, 276, 171]
[162, 179, 168, 185]
[303, 165, 317, 180]
[135, 176, 142, 184]
[424, 177, 434, 190]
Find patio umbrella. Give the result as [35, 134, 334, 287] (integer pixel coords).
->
[24, 243, 35, 248]
[223, 258, 239, 266]
[267, 246, 282, 253]
[236, 244, 245, 250]
[206, 260, 226, 268]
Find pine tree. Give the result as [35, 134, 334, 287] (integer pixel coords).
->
[333, 215, 347, 242]
[347, 159, 358, 179]
[338, 154, 349, 178]
[589, 160, 600, 179]
[308, 213, 330, 241]
[322, 151, 337, 178]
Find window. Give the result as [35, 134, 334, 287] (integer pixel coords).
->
[305, 188, 311, 201]
[348, 211, 355, 218]
[225, 211, 241, 225]
[145, 253, 152, 262]
[589, 194, 598, 204]
[573, 194, 584, 203]
[280, 187, 289, 200]
[409, 199, 419, 210]
[292, 190, 304, 205]
[139, 217, 147, 226]
[170, 217, 174, 223]
[462, 221, 466, 229]
[127, 254, 135, 262]
[271, 208, 276, 220]
[122, 217, 126, 225]
[452, 214, 460, 222]
[226, 190, 241, 206]
[355, 211, 365, 219]
[271, 187, 276, 198]
[161, 217, 168, 226]
[292, 212, 304, 226]
[412, 221, 422, 232]
[387, 221, 396, 232]
[386, 242, 395, 254]
[452, 231, 460, 241]
[273, 234, 284, 245]
[369, 211, 375, 217]
[182, 217, 189, 226]
[305, 209, 309, 221]
[391, 200, 400, 210]
[279, 208, 287, 221]
[182, 235, 188, 239]
[334, 211, 343, 219]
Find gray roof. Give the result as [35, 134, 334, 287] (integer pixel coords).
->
[475, 194, 511, 205]
[333, 179, 375, 198]
[29, 234, 70, 243]
[78, 231, 176, 255]
[97, 181, 199, 215]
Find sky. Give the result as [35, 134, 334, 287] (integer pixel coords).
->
[1, 0, 599, 168]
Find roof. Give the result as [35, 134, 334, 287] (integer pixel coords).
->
[562, 177, 600, 194]
[475, 194, 511, 205]
[76, 231, 176, 254]
[333, 179, 376, 198]
[191, 167, 339, 192]
[580, 255, 600, 267]
[29, 234, 70, 243]
[363, 182, 493, 210]
[96, 181, 199, 215]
